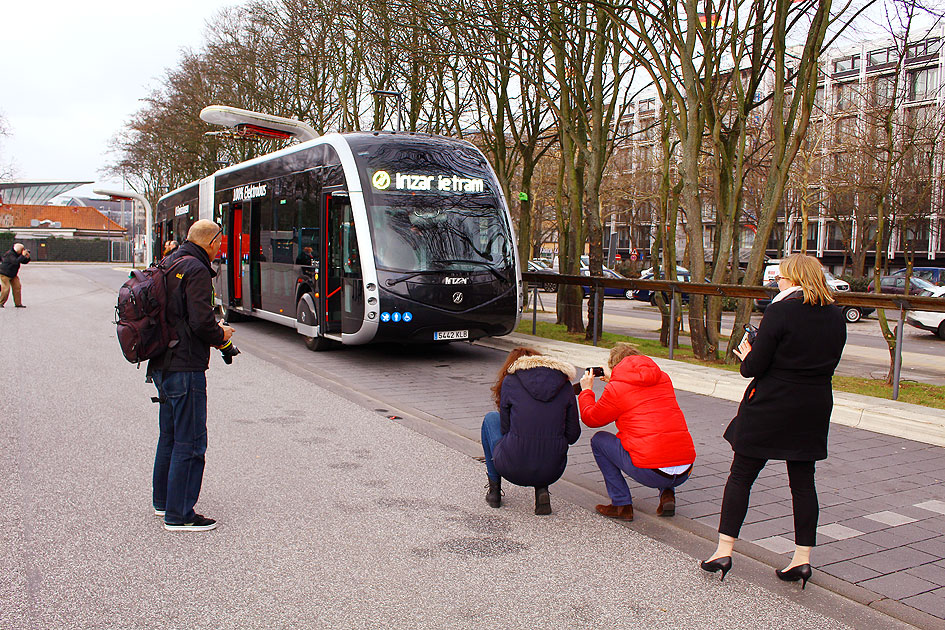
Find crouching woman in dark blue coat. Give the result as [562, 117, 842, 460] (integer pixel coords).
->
[481, 347, 580, 515]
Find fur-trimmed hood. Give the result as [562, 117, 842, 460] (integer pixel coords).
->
[506, 355, 576, 402]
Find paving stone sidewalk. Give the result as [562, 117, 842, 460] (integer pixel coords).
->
[474, 335, 945, 622]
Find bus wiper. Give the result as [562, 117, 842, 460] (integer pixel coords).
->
[432, 259, 510, 282]
[384, 270, 445, 286]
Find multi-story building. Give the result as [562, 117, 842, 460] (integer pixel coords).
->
[604, 26, 945, 275]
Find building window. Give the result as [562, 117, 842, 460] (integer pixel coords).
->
[868, 48, 892, 67]
[792, 222, 819, 252]
[906, 38, 941, 60]
[834, 82, 857, 111]
[833, 55, 860, 74]
[836, 116, 856, 140]
[871, 75, 896, 108]
[908, 67, 939, 101]
[826, 223, 846, 250]
[901, 220, 930, 252]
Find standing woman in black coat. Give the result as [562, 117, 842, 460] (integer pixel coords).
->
[481, 347, 580, 515]
[701, 254, 846, 588]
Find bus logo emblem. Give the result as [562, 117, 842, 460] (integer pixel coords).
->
[452, 292, 464, 304]
[372, 170, 391, 190]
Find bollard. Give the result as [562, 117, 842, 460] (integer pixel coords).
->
[532, 283, 538, 335]
[593, 286, 601, 347]
[668, 287, 677, 360]
[893, 307, 904, 400]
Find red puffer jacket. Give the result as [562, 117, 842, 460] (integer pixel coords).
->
[579, 355, 696, 469]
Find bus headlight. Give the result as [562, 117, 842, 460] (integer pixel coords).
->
[368, 297, 377, 305]
[368, 311, 377, 320]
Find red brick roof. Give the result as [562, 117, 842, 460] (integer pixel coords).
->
[0, 204, 126, 232]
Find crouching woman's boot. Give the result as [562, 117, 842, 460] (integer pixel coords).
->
[486, 477, 502, 508]
[535, 486, 551, 515]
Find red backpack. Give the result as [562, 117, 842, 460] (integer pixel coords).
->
[115, 256, 188, 364]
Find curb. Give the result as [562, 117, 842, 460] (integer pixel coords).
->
[477, 332, 945, 448]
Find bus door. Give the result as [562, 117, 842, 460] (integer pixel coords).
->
[241, 199, 262, 310]
[226, 202, 243, 305]
[323, 192, 363, 334]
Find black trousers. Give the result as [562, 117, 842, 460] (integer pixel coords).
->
[718, 453, 818, 547]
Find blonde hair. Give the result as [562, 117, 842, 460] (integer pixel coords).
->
[779, 254, 834, 306]
[608, 342, 641, 371]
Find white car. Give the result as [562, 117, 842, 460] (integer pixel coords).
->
[763, 261, 849, 291]
[905, 286, 945, 340]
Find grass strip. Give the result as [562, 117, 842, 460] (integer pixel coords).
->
[515, 320, 945, 409]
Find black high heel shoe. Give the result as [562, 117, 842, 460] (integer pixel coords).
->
[776, 563, 812, 589]
[700, 556, 732, 582]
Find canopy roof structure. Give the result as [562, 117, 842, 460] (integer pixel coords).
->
[0, 181, 92, 205]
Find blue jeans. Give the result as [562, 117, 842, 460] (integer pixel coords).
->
[591, 431, 691, 505]
[481, 411, 503, 481]
[152, 370, 208, 524]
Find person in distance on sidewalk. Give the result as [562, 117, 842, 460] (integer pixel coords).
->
[0, 242, 31, 308]
[481, 347, 580, 515]
[148, 220, 234, 532]
[702, 254, 846, 587]
[579, 343, 696, 523]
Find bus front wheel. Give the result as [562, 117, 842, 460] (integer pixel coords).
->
[304, 335, 333, 351]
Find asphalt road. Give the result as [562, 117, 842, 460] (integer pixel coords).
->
[527, 290, 945, 386]
[0, 264, 911, 629]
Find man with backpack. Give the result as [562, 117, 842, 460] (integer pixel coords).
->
[148, 220, 234, 532]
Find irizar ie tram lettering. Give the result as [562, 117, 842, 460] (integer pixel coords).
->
[154, 132, 522, 351]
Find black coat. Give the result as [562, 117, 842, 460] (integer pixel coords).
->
[0, 249, 30, 278]
[147, 242, 225, 373]
[724, 293, 846, 461]
[492, 355, 581, 487]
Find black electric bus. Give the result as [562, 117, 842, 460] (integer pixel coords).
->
[154, 132, 522, 350]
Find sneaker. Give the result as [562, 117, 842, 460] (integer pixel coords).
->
[154, 508, 165, 517]
[14, 304, 25, 308]
[164, 514, 217, 531]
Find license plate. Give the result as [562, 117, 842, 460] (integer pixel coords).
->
[434, 330, 469, 341]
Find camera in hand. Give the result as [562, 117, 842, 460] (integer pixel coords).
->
[589, 366, 605, 377]
[743, 324, 758, 345]
[219, 339, 240, 364]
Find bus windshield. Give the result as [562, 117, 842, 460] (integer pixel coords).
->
[368, 197, 511, 273]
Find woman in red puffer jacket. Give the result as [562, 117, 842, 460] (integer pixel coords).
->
[579, 343, 696, 522]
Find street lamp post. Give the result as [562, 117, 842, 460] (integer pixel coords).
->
[93, 188, 153, 266]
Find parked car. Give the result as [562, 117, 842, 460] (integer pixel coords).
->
[754, 280, 873, 323]
[527, 260, 560, 292]
[632, 266, 694, 304]
[890, 267, 945, 286]
[867, 275, 937, 295]
[581, 268, 633, 299]
[906, 286, 945, 339]
[763, 261, 849, 292]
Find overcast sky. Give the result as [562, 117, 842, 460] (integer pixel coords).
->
[0, 1, 933, 202]
[0, 1, 238, 198]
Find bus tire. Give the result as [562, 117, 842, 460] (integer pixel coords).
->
[219, 303, 244, 323]
[304, 335, 333, 351]
[842, 306, 861, 323]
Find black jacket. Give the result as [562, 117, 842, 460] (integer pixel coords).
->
[723, 294, 846, 461]
[147, 241, 225, 373]
[0, 248, 30, 278]
[492, 355, 581, 487]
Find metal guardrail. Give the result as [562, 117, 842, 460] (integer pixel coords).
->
[521, 271, 945, 313]
[521, 270, 945, 401]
